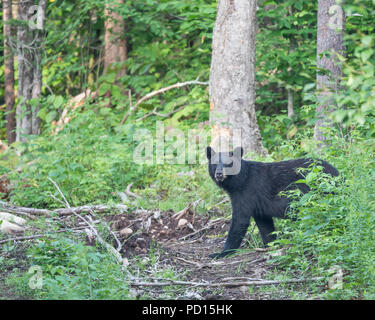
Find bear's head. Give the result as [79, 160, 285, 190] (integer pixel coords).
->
[206, 146, 243, 183]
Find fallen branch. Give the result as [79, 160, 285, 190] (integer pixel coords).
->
[125, 183, 140, 199]
[172, 203, 192, 220]
[120, 79, 208, 124]
[0, 201, 128, 217]
[130, 277, 324, 288]
[48, 178, 123, 265]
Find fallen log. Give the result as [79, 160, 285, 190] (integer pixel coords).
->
[0, 201, 128, 217]
[54, 89, 97, 134]
[130, 277, 325, 288]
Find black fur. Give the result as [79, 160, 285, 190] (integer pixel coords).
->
[206, 146, 339, 259]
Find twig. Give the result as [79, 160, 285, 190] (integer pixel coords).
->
[210, 257, 266, 267]
[130, 277, 324, 288]
[120, 79, 208, 124]
[222, 276, 264, 282]
[213, 198, 230, 207]
[175, 257, 203, 268]
[178, 218, 226, 241]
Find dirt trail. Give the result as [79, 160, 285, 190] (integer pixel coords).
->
[110, 208, 278, 300]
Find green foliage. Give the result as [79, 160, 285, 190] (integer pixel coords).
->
[257, 0, 317, 115]
[25, 236, 130, 299]
[1, 0, 375, 300]
[6, 107, 156, 208]
[272, 136, 375, 299]
[332, 1, 375, 129]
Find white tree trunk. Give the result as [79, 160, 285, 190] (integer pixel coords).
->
[209, 0, 266, 156]
[16, 0, 47, 142]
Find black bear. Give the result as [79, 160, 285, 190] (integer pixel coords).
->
[206, 146, 339, 259]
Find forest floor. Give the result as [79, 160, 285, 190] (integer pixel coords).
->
[0, 207, 320, 300]
[110, 208, 316, 300]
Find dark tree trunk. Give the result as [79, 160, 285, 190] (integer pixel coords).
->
[209, 0, 266, 156]
[315, 0, 345, 144]
[103, 0, 127, 106]
[103, 0, 127, 76]
[16, 0, 47, 142]
[3, 0, 16, 144]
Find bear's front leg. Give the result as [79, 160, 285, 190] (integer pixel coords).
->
[254, 216, 276, 246]
[209, 216, 250, 259]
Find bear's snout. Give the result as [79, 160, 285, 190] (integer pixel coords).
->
[215, 169, 226, 181]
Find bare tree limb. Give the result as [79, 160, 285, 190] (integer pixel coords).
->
[125, 183, 140, 199]
[120, 79, 208, 124]
[136, 104, 187, 122]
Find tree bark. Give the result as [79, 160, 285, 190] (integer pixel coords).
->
[314, 0, 345, 144]
[16, 0, 47, 142]
[103, 0, 127, 77]
[3, 0, 17, 144]
[209, 0, 266, 156]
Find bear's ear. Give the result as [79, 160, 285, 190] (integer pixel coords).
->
[233, 146, 244, 158]
[206, 146, 215, 160]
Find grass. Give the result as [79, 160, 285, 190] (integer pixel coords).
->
[1, 121, 375, 299]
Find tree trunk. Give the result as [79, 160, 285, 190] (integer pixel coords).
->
[314, 0, 345, 144]
[3, 0, 16, 144]
[209, 0, 266, 156]
[16, 0, 47, 142]
[103, 0, 127, 77]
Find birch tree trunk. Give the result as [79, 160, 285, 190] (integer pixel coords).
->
[3, 0, 16, 144]
[314, 0, 345, 144]
[209, 0, 266, 156]
[16, 0, 47, 142]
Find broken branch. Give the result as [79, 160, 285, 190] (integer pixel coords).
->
[120, 79, 208, 124]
